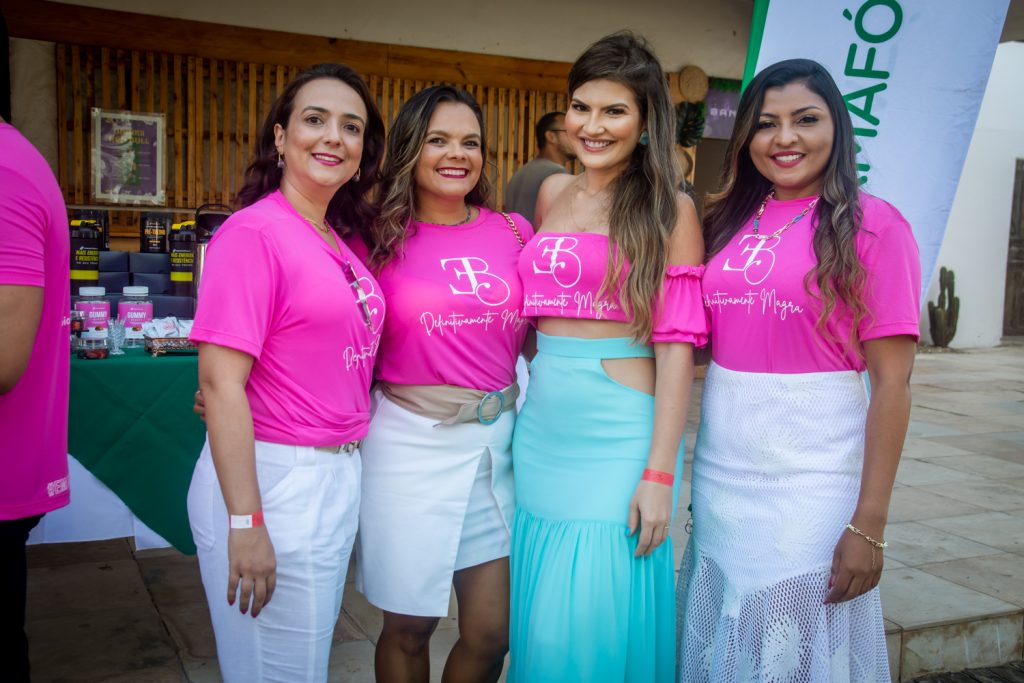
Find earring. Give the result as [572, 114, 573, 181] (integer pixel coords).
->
[353, 168, 361, 182]
[638, 131, 650, 146]
[276, 153, 285, 169]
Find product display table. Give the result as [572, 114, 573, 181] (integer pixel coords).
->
[36, 348, 204, 554]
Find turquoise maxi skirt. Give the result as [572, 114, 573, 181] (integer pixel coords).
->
[509, 333, 683, 682]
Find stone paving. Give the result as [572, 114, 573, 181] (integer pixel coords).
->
[871, 345, 1024, 680]
[24, 345, 1024, 682]
[911, 661, 1024, 682]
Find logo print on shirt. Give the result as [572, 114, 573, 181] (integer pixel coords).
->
[532, 236, 581, 288]
[46, 477, 69, 497]
[440, 256, 511, 307]
[342, 274, 384, 371]
[721, 235, 781, 286]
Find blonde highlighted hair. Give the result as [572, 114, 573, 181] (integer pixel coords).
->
[569, 32, 681, 342]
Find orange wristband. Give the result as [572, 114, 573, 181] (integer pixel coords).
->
[641, 468, 674, 486]
[229, 509, 264, 529]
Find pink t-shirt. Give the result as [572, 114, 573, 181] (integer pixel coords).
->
[703, 192, 921, 373]
[519, 231, 708, 345]
[0, 123, 71, 520]
[190, 190, 385, 445]
[350, 208, 533, 391]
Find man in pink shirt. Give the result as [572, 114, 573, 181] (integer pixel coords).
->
[0, 115, 72, 682]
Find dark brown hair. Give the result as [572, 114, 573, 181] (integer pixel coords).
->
[704, 58, 867, 351]
[236, 63, 385, 238]
[369, 85, 492, 268]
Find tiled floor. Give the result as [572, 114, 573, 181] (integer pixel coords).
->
[24, 345, 1024, 682]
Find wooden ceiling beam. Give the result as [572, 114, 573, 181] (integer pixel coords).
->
[0, 0, 571, 92]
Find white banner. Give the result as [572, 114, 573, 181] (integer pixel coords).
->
[746, 0, 1009, 297]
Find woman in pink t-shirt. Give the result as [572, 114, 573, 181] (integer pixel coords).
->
[676, 59, 920, 681]
[186, 64, 386, 683]
[352, 86, 532, 682]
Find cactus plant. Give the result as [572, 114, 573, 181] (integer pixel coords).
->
[927, 266, 959, 347]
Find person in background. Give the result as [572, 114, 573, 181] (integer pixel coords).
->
[676, 58, 920, 682]
[504, 111, 575, 225]
[0, 115, 71, 682]
[353, 85, 533, 683]
[510, 32, 706, 681]
[186, 63, 385, 683]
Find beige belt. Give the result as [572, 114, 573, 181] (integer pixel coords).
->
[314, 440, 362, 455]
[379, 381, 519, 426]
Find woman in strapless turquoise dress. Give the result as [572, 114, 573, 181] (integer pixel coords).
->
[508, 32, 708, 682]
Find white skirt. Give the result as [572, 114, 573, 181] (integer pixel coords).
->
[356, 388, 514, 617]
[677, 363, 889, 683]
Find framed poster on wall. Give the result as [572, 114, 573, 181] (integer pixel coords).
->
[91, 109, 165, 205]
[702, 78, 741, 141]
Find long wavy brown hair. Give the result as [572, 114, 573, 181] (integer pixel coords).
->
[569, 32, 681, 342]
[236, 63, 385, 239]
[368, 86, 493, 269]
[704, 58, 867, 352]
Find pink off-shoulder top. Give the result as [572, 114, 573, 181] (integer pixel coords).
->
[519, 231, 708, 345]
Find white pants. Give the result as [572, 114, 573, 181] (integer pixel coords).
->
[187, 438, 361, 683]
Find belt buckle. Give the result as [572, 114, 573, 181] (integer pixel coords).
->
[317, 440, 361, 455]
[477, 390, 505, 426]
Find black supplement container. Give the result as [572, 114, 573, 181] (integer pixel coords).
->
[169, 220, 196, 297]
[140, 212, 170, 253]
[69, 219, 101, 295]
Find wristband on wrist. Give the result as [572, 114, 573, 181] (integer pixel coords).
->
[641, 468, 674, 486]
[229, 509, 265, 529]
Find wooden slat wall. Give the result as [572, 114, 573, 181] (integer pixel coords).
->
[56, 44, 567, 236]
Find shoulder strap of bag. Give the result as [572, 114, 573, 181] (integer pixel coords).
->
[501, 212, 525, 248]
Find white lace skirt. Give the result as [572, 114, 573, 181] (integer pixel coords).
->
[676, 363, 889, 683]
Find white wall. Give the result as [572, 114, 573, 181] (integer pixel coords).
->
[922, 41, 1024, 348]
[59, 0, 753, 78]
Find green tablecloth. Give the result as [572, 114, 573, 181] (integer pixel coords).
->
[69, 348, 203, 554]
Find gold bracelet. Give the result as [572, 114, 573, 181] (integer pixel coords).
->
[845, 523, 888, 549]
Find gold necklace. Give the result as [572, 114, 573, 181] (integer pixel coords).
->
[751, 190, 819, 240]
[416, 205, 473, 226]
[300, 213, 331, 235]
[568, 179, 608, 233]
